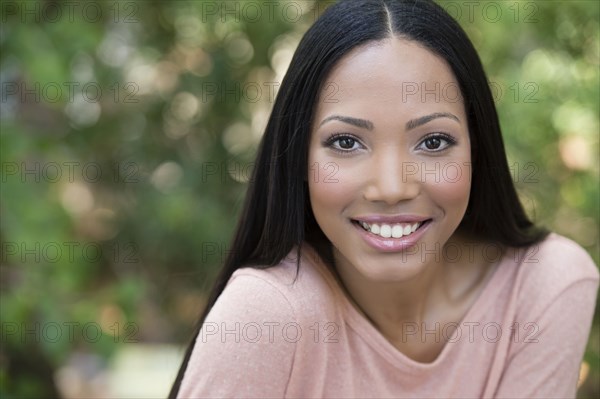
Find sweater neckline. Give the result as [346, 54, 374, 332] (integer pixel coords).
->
[301, 242, 511, 371]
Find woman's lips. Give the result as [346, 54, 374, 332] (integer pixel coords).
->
[351, 218, 432, 252]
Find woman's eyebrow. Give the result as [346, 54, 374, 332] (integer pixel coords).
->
[318, 112, 460, 131]
[406, 112, 460, 130]
[318, 115, 374, 130]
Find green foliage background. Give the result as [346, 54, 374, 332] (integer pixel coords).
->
[1, 0, 598, 397]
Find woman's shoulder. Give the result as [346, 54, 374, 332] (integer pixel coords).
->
[511, 232, 599, 283]
[228, 244, 342, 320]
[506, 232, 599, 312]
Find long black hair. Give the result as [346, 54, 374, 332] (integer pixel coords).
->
[169, 0, 548, 396]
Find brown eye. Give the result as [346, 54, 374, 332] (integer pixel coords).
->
[424, 137, 441, 150]
[338, 137, 356, 149]
[324, 134, 363, 154]
[418, 134, 455, 152]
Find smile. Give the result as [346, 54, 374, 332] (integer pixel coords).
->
[355, 221, 424, 238]
[350, 218, 432, 252]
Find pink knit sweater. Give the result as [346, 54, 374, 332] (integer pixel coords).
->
[178, 233, 599, 398]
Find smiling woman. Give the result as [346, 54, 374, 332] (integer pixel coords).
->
[170, 0, 599, 398]
[309, 39, 472, 285]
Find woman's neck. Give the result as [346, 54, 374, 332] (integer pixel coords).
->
[328, 234, 503, 339]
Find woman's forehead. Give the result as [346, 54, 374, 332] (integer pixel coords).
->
[314, 38, 466, 124]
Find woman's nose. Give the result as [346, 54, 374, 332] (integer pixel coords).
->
[362, 151, 421, 204]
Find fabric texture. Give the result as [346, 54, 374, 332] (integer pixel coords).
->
[178, 233, 599, 398]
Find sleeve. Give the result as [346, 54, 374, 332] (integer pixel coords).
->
[177, 273, 297, 399]
[493, 276, 599, 399]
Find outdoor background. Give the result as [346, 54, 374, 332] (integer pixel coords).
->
[1, 0, 598, 397]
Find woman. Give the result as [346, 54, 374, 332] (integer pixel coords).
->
[170, 0, 599, 397]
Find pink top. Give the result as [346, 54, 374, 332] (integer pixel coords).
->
[178, 233, 599, 398]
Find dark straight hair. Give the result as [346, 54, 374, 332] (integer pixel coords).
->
[169, 0, 547, 396]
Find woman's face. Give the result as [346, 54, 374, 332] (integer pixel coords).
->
[308, 38, 472, 282]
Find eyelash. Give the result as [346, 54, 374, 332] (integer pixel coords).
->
[418, 133, 457, 152]
[323, 133, 363, 154]
[323, 132, 457, 154]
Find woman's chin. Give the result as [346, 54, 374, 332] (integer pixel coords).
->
[340, 252, 433, 283]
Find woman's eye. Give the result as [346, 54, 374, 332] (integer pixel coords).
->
[338, 137, 356, 149]
[325, 135, 362, 152]
[424, 137, 442, 150]
[418, 134, 455, 152]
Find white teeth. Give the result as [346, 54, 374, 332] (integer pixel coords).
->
[380, 225, 392, 238]
[391, 225, 403, 238]
[357, 221, 424, 239]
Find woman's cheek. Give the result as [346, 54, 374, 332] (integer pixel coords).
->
[427, 160, 472, 212]
[308, 153, 366, 224]
[309, 159, 361, 204]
